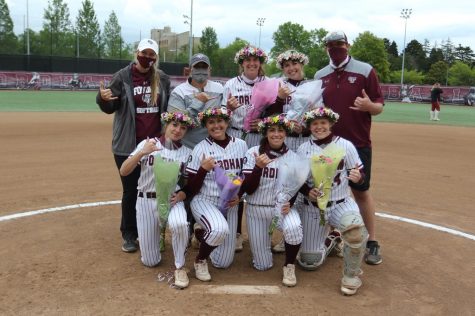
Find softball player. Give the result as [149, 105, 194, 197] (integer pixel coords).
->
[119, 112, 194, 289]
[241, 114, 303, 287]
[185, 107, 248, 282]
[297, 107, 368, 295]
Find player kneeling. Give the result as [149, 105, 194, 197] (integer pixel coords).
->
[120, 112, 195, 289]
[296, 107, 368, 295]
[186, 108, 248, 282]
[241, 115, 303, 287]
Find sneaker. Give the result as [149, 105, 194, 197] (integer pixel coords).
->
[194, 259, 211, 282]
[341, 275, 362, 295]
[174, 269, 189, 289]
[282, 264, 297, 287]
[121, 239, 138, 253]
[365, 241, 383, 265]
[272, 238, 285, 253]
[325, 230, 343, 257]
[235, 233, 244, 252]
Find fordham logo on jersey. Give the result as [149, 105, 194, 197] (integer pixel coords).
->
[216, 158, 245, 170]
[262, 167, 278, 178]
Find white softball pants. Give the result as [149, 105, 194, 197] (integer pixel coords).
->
[246, 204, 303, 271]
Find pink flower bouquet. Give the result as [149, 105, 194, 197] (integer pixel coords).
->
[243, 79, 281, 132]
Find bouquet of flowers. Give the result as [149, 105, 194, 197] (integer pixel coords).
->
[243, 79, 281, 132]
[269, 155, 310, 235]
[310, 143, 345, 225]
[287, 79, 324, 122]
[153, 155, 181, 226]
[214, 165, 243, 218]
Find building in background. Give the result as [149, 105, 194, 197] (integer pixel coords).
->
[150, 26, 201, 63]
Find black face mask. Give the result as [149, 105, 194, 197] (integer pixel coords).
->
[191, 68, 209, 83]
[328, 46, 348, 66]
[137, 55, 156, 69]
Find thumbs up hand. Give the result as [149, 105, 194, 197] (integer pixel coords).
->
[277, 81, 291, 100]
[346, 163, 362, 184]
[99, 81, 118, 101]
[226, 93, 240, 111]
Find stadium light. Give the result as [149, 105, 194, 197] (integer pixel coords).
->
[26, 0, 30, 55]
[400, 8, 412, 101]
[256, 18, 265, 48]
[183, 0, 194, 65]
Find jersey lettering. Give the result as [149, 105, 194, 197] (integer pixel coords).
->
[262, 167, 278, 178]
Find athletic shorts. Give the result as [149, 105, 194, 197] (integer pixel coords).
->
[350, 147, 372, 192]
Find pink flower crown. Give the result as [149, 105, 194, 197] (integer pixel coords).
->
[276, 50, 309, 69]
[234, 45, 268, 64]
[303, 107, 340, 126]
[197, 107, 231, 126]
[257, 114, 294, 135]
[161, 111, 196, 128]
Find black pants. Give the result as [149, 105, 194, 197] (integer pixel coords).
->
[114, 154, 140, 241]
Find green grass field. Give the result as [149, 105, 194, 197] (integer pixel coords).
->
[0, 90, 474, 127]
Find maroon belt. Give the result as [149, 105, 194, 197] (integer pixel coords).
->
[138, 192, 156, 198]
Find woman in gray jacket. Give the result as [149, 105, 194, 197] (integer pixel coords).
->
[96, 38, 170, 253]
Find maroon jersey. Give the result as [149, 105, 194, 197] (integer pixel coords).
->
[132, 64, 161, 144]
[314, 57, 384, 148]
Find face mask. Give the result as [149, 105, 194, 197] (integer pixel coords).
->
[328, 46, 348, 66]
[191, 68, 209, 83]
[137, 55, 156, 69]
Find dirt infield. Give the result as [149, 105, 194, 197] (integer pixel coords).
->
[0, 112, 474, 315]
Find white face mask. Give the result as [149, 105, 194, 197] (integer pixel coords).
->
[191, 68, 209, 83]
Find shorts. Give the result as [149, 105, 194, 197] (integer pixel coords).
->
[349, 147, 372, 192]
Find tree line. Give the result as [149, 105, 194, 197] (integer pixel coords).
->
[1, 0, 474, 85]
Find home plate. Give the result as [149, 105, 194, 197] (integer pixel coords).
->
[191, 285, 282, 295]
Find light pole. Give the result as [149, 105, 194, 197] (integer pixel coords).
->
[256, 17, 265, 48]
[26, 0, 30, 55]
[183, 0, 193, 65]
[400, 8, 412, 102]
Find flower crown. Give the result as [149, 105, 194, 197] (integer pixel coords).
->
[234, 45, 268, 64]
[197, 107, 231, 126]
[257, 114, 294, 135]
[276, 50, 309, 69]
[161, 111, 196, 128]
[303, 107, 340, 126]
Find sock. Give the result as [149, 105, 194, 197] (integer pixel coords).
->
[237, 201, 244, 234]
[284, 242, 301, 266]
[196, 241, 217, 261]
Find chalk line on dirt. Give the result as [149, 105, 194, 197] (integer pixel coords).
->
[0, 201, 474, 241]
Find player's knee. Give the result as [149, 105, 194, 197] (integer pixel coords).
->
[206, 227, 229, 246]
[141, 252, 161, 267]
[168, 220, 188, 236]
[338, 213, 368, 248]
[283, 224, 303, 245]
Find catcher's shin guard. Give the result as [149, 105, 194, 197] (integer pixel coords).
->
[338, 213, 368, 295]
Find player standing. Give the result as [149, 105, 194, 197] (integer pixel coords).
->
[241, 114, 303, 287]
[297, 107, 368, 295]
[185, 107, 248, 282]
[223, 45, 268, 251]
[119, 112, 194, 289]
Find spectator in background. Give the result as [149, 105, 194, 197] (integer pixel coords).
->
[430, 83, 443, 121]
[96, 38, 170, 253]
[314, 31, 384, 265]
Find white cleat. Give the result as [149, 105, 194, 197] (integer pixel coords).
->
[272, 238, 285, 253]
[194, 259, 211, 282]
[282, 264, 297, 287]
[235, 233, 244, 252]
[174, 269, 189, 289]
[340, 275, 362, 296]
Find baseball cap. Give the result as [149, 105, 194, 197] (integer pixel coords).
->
[137, 38, 158, 55]
[190, 53, 211, 67]
[324, 31, 349, 45]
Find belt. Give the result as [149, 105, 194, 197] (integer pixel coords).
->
[138, 192, 156, 198]
[303, 198, 345, 208]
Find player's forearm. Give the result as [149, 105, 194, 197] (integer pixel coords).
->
[119, 152, 144, 176]
[368, 102, 383, 115]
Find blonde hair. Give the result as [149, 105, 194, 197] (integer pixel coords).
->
[134, 52, 161, 106]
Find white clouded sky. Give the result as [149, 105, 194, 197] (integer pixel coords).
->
[7, 0, 475, 54]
